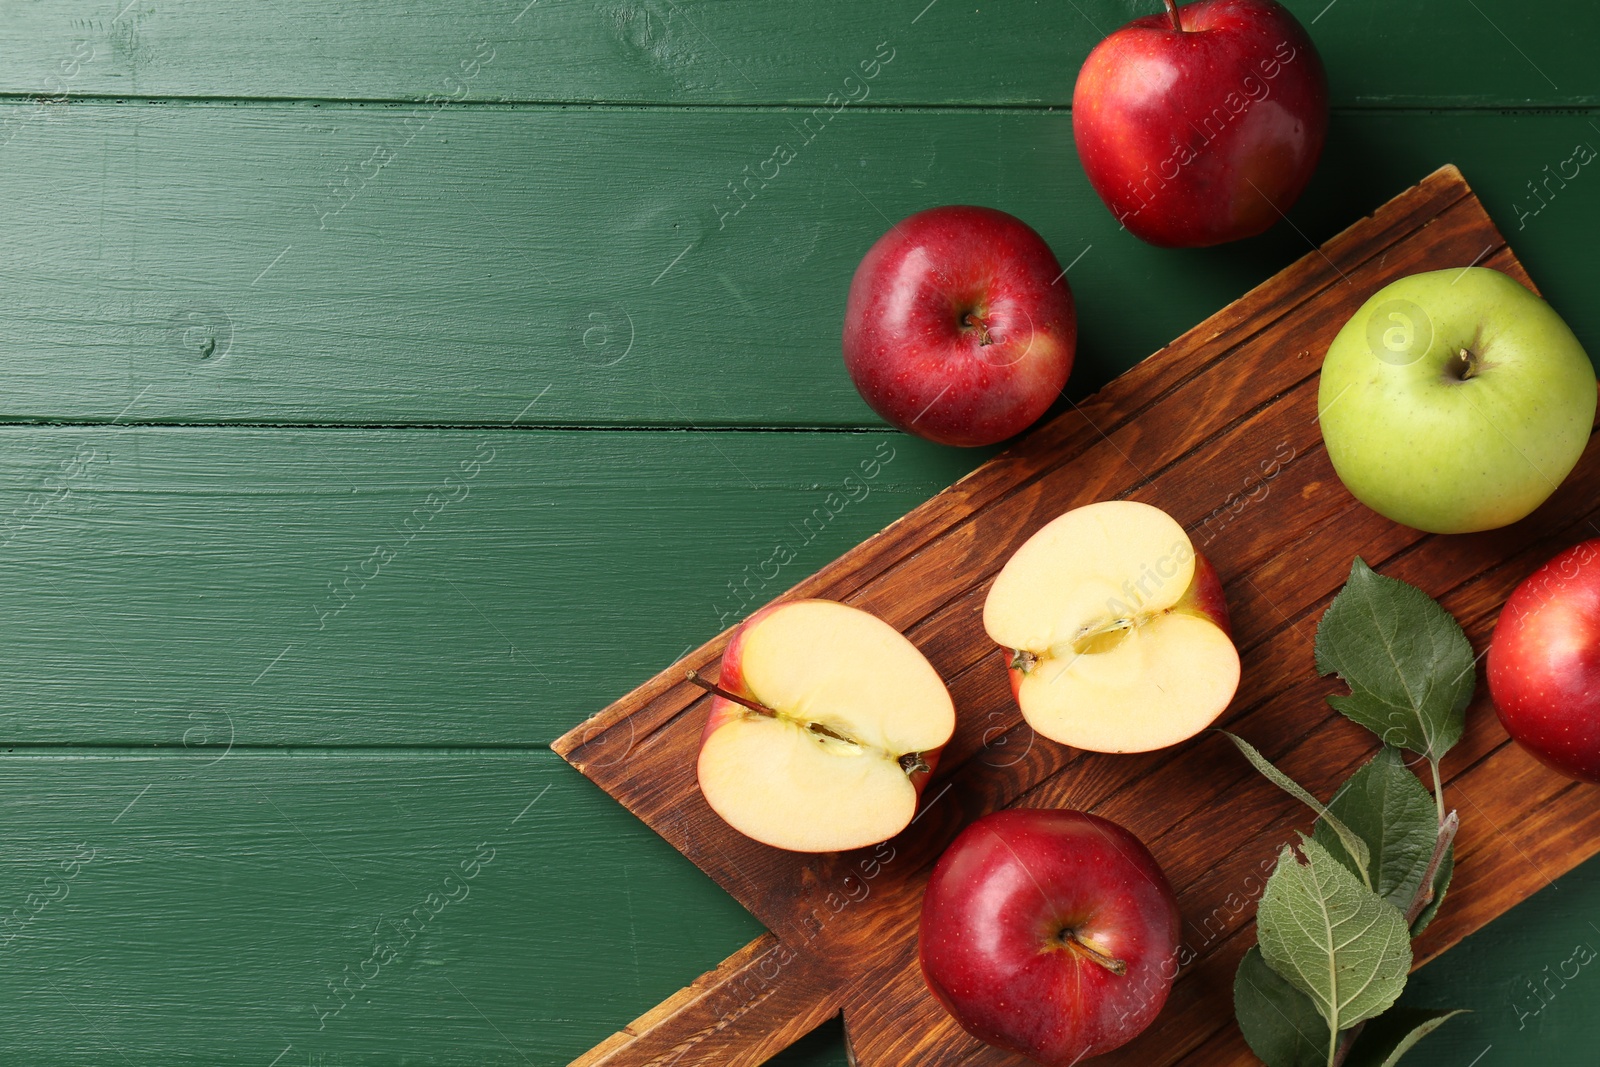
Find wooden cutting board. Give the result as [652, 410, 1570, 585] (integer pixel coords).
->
[554, 164, 1600, 1067]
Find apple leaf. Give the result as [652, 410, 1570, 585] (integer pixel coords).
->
[1314, 559, 1472, 764]
[1311, 747, 1438, 914]
[1224, 731, 1372, 888]
[1257, 837, 1413, 1039]
[1344, 1005, 1468, 1067]
[1410, 844, 1453, 938]
[1234, 945, 1330, 1067]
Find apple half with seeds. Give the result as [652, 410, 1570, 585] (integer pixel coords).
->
[983, 500, 1239, 752]
[691, 599, 954, 853]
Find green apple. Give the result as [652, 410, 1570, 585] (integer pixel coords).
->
[1318, 267, 1595, 534]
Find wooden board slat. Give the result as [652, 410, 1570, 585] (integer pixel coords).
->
[555, 165, 1600, 1065]
[1, 1, 1594, 107]
[0, 106, 1596, 428]
[0, 427, 974, 746]
[0, 749, 769, 1066]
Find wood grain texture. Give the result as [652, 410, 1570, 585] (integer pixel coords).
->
[570, 935, 843, 1067]
[557, 167, 1600, 1066]
[0, 428, 974, 745]
[0, 104, 1595, 427]
[0, 749, 769, 1066]
[0, 1, 1592, 107]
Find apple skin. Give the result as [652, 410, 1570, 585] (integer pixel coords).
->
[1003, 548, 1231, 704]
[1488, 540, 1600, 783]
[842, 205, 1076, 448]
[702, 600, 944, 792]
[919, 809, 1181, 1064]
[1319, 267, 1596, 534]
[1072, 0, 1328, 247]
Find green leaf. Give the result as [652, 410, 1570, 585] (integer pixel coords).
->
[1344, 1005, 1468, 1067]
[1224, 731, 1372, 886]
[1410, 843, 1453, 937]
[1312, 747, 1437, 913]
[1234, 945, 1330, 1067]
[1257, 837, 1413, 1037]
[1314, 558, 1472, 762]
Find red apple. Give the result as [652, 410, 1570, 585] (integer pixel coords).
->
[1072, 0, 1329, 247]
[842, 205, 1076, 448]
[985, 501, 1240, 752]
[694, 599, 955, 852]
[919, 809, 1181, 1064]
[1488, 539, 1600, 783]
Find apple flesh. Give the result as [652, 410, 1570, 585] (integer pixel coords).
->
[919, 808, 1181, 1064]
[1002, 548, 1231, 704]
[1489, 540, 1600, 783]
[1072, 0, 1329, 247]
[1319, 267, 1596, 534]
[842, 205, 1076, 448]
[984, 500, 1239, 752]
[695, 599, 954, 853]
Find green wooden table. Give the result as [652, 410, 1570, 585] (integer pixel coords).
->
[0, 3, 1596, 1063]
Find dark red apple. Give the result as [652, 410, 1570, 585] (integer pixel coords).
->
[1488, 539, 1600, 783]
[842, 205, 1076, 448]
[919, 809, 1181, 1064]
[1072, 0, 1329, 247]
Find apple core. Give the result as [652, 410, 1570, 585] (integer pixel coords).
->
[695, 600, 955, 852]
[984, 501, 1241, 752]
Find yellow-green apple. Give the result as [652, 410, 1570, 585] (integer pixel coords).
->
[842, 205, 1076, 448]
[919, 808, 1181, 1064]
[983, 500, 1238, 752]
[692, 599, 954, 852]
[1489, 540, 1600, 783]
[1319, 267, 1596, 534]
[1072, 0, 1328, 247]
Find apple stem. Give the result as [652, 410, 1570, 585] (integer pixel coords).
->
[1163, 0, 1184, 32]
[1454, 347, 1480, 381]
[1062, 931, 1128, 976]
[685, 670, 871, 748]
[960, 311, 995, 346]
[685, 669, 776, 717]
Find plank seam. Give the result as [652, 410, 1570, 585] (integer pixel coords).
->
[0, 96, 1595, 113]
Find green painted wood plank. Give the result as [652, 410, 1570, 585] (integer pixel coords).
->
[6, 747, 1600, 1066]
[0, 427, 977, 747]
[0, 1, 1592, 108]
[0, 749, 767, 1065]
[0, 107, 1595, 428]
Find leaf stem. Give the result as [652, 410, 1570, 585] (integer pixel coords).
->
[1329, 811, 1460, 1067]
[1332, 1024, 1357, 1067]
[1407, 809, 1460, 927]
[1429, 758, 1446, 827]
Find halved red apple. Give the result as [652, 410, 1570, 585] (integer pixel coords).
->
[693, 599, 955, 853]
[983, 500, 1239, 753]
